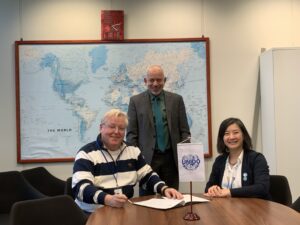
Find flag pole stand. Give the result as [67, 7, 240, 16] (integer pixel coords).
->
[183, 181, 200, 221]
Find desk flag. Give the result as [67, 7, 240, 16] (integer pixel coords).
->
[177, 143, 205, 182]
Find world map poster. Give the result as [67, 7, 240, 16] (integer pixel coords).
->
[15, 38, 211, 163]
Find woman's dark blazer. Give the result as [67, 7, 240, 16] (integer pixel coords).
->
[205, 149, 271, 200]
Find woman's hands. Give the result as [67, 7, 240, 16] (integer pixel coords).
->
[204, 185, 231, 198]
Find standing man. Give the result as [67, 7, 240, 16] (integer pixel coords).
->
[126, 65, 191, 195]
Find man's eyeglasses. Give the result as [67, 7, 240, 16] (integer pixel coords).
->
[102, 123, 126, 132]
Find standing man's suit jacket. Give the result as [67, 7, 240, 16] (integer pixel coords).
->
[126, 90, 191, 167]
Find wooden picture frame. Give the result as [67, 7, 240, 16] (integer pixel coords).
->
[15, 38, 212, 163]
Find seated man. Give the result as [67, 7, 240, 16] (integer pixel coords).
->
[72, 108, 183, 213]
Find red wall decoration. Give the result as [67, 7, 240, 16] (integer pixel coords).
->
[101, 10, 124, 40]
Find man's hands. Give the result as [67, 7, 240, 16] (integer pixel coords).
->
[104, 194, 128, 208]
[104, 187, 184, 208]
[204, 185, 231, 198]
[163, 187, 183, 199]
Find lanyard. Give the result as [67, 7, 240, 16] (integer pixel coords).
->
[98, 142, 127, 187]
[225, 162, 240, 189]
[226, 174, 236, 189]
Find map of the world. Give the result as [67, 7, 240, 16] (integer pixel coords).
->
[17, 39, 210, 162]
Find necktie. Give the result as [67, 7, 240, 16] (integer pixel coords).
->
[152, 96, 166, 152]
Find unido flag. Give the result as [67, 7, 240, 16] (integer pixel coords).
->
[177, 143, 205, 182]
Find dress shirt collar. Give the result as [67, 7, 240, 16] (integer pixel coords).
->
[149, 90, 165, 101]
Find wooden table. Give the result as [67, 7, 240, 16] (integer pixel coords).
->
[86, 195, 300, 225]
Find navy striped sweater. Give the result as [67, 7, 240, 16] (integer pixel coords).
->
[72, 135, 165, 212]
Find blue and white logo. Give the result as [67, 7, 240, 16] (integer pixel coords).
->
[182, 154, 201, 170]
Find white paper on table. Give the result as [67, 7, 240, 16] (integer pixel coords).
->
[131, 194, 209, 210]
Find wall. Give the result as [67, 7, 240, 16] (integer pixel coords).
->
[0, 0, 300, 199]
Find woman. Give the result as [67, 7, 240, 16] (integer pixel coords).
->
[204, 118, 270, 199]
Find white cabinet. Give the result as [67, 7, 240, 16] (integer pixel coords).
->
[260, 48, 300, 200]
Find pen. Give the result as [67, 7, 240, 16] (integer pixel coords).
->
[179, 136, 191, 144]
[128, 199, 133, 204]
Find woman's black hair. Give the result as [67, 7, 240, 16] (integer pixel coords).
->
[217, 117, 252, 154]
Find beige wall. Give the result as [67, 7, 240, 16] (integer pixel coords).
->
[0, 0, 300, 199]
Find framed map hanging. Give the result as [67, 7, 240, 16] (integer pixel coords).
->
[15, 38, 211, 163]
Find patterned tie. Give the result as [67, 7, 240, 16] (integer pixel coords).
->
[152, 96, 166, 152]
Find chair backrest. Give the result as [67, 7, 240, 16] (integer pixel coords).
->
[0, 170, 46, 213]
[21, 167, 65, 196]
[10, 195, 88, 225]
[291, 197, 300, 213]
[269, 175, 292, 206]
[64, 177, 75, 199]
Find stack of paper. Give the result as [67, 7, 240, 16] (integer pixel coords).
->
[131, 194, 209, 209]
